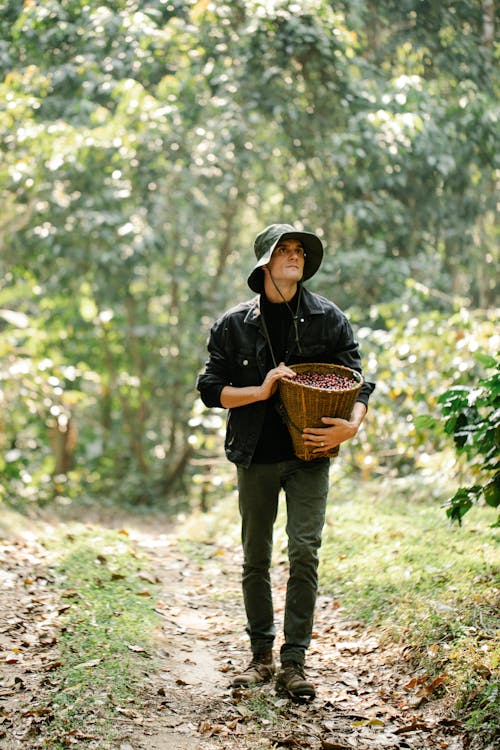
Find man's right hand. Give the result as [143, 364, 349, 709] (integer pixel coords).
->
[220, 363, 296, 409]
[258, 362, 296, 401]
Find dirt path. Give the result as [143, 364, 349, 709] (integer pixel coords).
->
[0, 515, 467, 750]
[117, 525, 466, 750]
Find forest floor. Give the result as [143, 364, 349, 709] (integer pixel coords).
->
[0, 496, 486, 750]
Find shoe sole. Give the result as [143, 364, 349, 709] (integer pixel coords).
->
[231, 670, 275, 688]
[275, 682, 316, 701]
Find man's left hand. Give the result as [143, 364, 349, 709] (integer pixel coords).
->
[302, 417, 358, 455]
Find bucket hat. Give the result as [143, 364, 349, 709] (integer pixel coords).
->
[247, 223, 324, 292]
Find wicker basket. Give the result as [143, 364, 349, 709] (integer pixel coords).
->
[278, 363, 363, 461]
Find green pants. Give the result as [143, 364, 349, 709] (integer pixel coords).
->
[236, 458, 330, 665]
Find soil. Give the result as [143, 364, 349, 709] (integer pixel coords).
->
[0, 508, 468, 750]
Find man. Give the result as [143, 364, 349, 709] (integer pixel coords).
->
[197, 223, 375, 700]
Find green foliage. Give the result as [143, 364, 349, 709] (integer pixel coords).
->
[338, 302, 498, 482]
[437, 355, 499, 526]
[0, 0, 498, 507]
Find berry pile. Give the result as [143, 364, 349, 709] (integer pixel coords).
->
[289, 371, 356, 391]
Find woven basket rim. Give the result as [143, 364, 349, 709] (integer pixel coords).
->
[281, 363, 363, 395]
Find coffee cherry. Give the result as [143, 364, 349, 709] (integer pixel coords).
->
[285, 371, 356, 391]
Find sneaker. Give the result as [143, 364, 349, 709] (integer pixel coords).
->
[276, 662, 316, 700]
[231, 651, 275, 688]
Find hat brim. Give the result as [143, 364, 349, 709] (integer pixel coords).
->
[247, 231, 324, 293]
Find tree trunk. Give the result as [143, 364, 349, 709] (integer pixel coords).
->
[50, 417, 77, 475]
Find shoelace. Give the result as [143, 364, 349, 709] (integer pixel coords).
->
[245, 657, 269, 672]
[285, 663, 305, 679]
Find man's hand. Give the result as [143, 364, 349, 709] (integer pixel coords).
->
[220, 362, 295, 408]
[302, 403, 367, 455]
[258, 362, 296, 401]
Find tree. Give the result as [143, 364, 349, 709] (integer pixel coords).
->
[1, 0, 497, 506]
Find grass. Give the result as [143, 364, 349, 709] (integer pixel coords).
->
[318, 473, 499, 746]
[183, 469, 499, 748]
[40, 525, 162, 749]
[12, 467, 496, 747]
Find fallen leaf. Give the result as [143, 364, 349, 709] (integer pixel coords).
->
[404, 673, 429, 690]
[73, 658, 101, 669]
[321, 739, 354, 750]
[423, 673, 448, 696]
[138, 571, 160, 584]
[42, 660, 62, 671]
[199, 720, 223, 736]
[61, 590, 83, 600]
[116, 707, 139, 718]
[235, 704, 251, 717]
[395, 721, 431, 734]
[125, 643, 149, 655]
[405, 672, 448, 706]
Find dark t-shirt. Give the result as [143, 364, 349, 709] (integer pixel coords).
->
[251, 292, 299, 464]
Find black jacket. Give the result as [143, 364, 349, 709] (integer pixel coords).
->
[196, 286, 375, 467]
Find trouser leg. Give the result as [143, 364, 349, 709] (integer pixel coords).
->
[280, 459, 330, 665]
[237, 463, 280, 654]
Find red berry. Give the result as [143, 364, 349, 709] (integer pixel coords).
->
[287, 371, 356, 391]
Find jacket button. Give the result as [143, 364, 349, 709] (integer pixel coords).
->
[243, 359, 248, 366]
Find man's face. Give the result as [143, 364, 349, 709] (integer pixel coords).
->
[264, 238, 305, 285]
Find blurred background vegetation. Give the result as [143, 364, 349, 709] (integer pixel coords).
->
[0, 0, 498, 516]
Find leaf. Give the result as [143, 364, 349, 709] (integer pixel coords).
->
[404, 674, 429, 690]
[125, 643, 149, 654]
[61, 590, 84, 600]
[115, 707, 139, 718]
[414, 414, 438, 430]
[395, 721, 431, 734]
[4, 654, 22, 664]
[138, 570, 160, 584]
[74, 658, 102, 669]
[43, 660, 63, 671]
[484, 475, 500, 508]
[199, 720, 224, 736]
[473, 352, 497, 369]
[422, 673, 448, 696]
[404, 673, 448, 706]
[235, 704, 252, 717]
[322, 740, 354, 750]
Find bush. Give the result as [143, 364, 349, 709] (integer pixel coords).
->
[438, 354, 499, 526]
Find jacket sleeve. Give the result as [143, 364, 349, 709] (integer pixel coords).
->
[196, 319, 230, 408]
[329, 315, 376, 408]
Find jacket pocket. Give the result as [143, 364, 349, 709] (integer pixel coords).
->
[230, 351, 260, 387]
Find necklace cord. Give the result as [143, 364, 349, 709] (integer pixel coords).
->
[260, 278, 304, 367]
